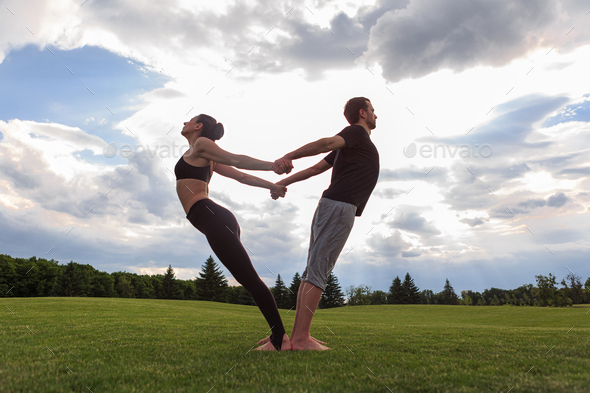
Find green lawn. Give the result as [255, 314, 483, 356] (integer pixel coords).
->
[1, 298, 589, 392]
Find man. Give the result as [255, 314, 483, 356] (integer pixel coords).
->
[271, 97, 379, 350]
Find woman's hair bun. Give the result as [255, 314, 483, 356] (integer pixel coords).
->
[214, 123, 224, 140]
[197, 114, 223, 141]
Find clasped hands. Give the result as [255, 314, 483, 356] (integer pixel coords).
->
[270, 157, 293, 200]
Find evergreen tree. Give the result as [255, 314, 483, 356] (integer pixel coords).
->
[287, 272, 302, 310]
[319, 272, 345, 309]
[271, 274, 289, 309]
[388, 276, 404, 304]
[195, 256, 228, 302]
[402, 272, 420, 304]
[442, 278, 459, 305]
[161, 265, 182, 299]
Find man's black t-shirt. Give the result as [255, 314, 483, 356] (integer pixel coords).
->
[321, 125, 380, 216]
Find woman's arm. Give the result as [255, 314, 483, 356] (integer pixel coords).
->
[214, 163, 287, 196]
[195, 137, 287, 173]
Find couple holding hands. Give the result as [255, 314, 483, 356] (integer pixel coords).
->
[174, 97, 379, 351]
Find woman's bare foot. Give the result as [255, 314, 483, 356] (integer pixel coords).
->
[257, 335, 326, 345]
[256, 336, 271, 345]
[290, 336, 331, 351]
[253, 333, 291, 351]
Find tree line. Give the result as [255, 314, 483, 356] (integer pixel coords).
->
[0, 254, 345, 309]
[345, 274, 590, 307]
[1, 254, 588, 308]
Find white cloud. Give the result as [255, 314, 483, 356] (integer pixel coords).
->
[0, 0, 81, 63]
[362, 0, 590, 83]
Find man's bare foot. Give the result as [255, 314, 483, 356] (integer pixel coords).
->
[290, 336, 331, 351]
[253, 334, 291, 351]
[257, 335, 326, 345]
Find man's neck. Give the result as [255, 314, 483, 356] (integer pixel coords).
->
[354, 122, 371, 135]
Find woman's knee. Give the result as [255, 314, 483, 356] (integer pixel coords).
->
[236, 274, 265, 291]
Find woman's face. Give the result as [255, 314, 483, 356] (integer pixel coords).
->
[181, 116, 200, 135]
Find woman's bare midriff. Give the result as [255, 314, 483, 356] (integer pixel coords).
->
[177, 178, 209, 214]
[176, 153, 215, 214]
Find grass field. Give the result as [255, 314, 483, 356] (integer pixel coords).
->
[1, 298, 589, 392]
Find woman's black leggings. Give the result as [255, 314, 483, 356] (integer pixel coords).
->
[187, 198, 285, 350]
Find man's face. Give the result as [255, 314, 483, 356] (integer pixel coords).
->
[364, 102, 377, 130]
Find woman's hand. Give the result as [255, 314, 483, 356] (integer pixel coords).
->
[270, 183, 287, 200]
[272, 158, 293, 175]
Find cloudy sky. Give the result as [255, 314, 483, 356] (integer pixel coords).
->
[1, 0, 589, 295]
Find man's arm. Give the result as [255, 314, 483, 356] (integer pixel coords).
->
[282, 135, 347, 162]
[277, 159, 332, 187]
[270, 159, 331, 200]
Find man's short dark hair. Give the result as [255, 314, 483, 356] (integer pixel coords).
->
[343, 97, 370, 125]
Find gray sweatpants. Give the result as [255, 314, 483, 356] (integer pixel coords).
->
[301, 198, 356, 291]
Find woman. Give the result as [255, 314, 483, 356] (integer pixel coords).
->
[175, 113, 291, 351]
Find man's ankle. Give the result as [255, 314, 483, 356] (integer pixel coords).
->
[290, 333, 309, 342]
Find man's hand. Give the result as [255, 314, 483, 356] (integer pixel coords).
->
[272, 158, 293, 175]
[270, 183, 287, 200]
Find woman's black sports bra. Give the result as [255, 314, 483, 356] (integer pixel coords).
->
[174, 156, 211, 184]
